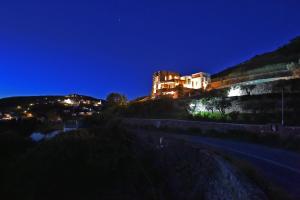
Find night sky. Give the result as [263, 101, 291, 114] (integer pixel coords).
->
[1, 0, 300, 99]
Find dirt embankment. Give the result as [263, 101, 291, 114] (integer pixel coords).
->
[131, 131, 267, 200]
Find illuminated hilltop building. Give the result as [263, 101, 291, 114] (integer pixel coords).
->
[152, 71, 210, 98]
[151, 60, 300, 99]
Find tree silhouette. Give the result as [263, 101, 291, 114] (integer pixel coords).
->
[240, 85, 256, 95]
[106, 93, 128, 106]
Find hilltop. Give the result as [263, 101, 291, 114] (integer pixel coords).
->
[212, 36, 300, 79]
[0, 94, 102, 109]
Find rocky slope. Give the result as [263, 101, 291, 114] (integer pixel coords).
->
[131, 130, 267, 200]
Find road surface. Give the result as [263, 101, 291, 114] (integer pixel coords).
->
[131, 129, 300, 200]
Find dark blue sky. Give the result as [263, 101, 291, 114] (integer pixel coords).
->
[1, 0, 300, 99]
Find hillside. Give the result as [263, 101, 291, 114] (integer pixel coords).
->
[212, 36, 300, 80]
[0, 94, 101, 109]
[0, 118, 269, 200]
[0, 94, 104, 122]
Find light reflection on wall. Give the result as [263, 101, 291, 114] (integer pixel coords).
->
[188, 100, 207, 115]
[228, 86, 242, 97]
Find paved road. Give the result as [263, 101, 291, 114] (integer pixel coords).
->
[132, 129, 300, 200]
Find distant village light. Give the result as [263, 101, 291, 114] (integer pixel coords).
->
[2, 114, 13, 120]
[26, 113, 33, 118]
[64, 98, 74, 105]
[94, 101, 102, 107]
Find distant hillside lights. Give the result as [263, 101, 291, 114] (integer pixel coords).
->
[94, 101, 102, 107]
[63, 98, 74, 105]
[152, 70, 211, 98]
[62, 95, 102, 106]
[0, 95, 103, 122]
[1, 113, 13, 120]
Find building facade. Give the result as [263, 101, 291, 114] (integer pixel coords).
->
[152, 70, 210, 98]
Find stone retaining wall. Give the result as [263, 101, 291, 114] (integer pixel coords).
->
[122, 118, 300, 135]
